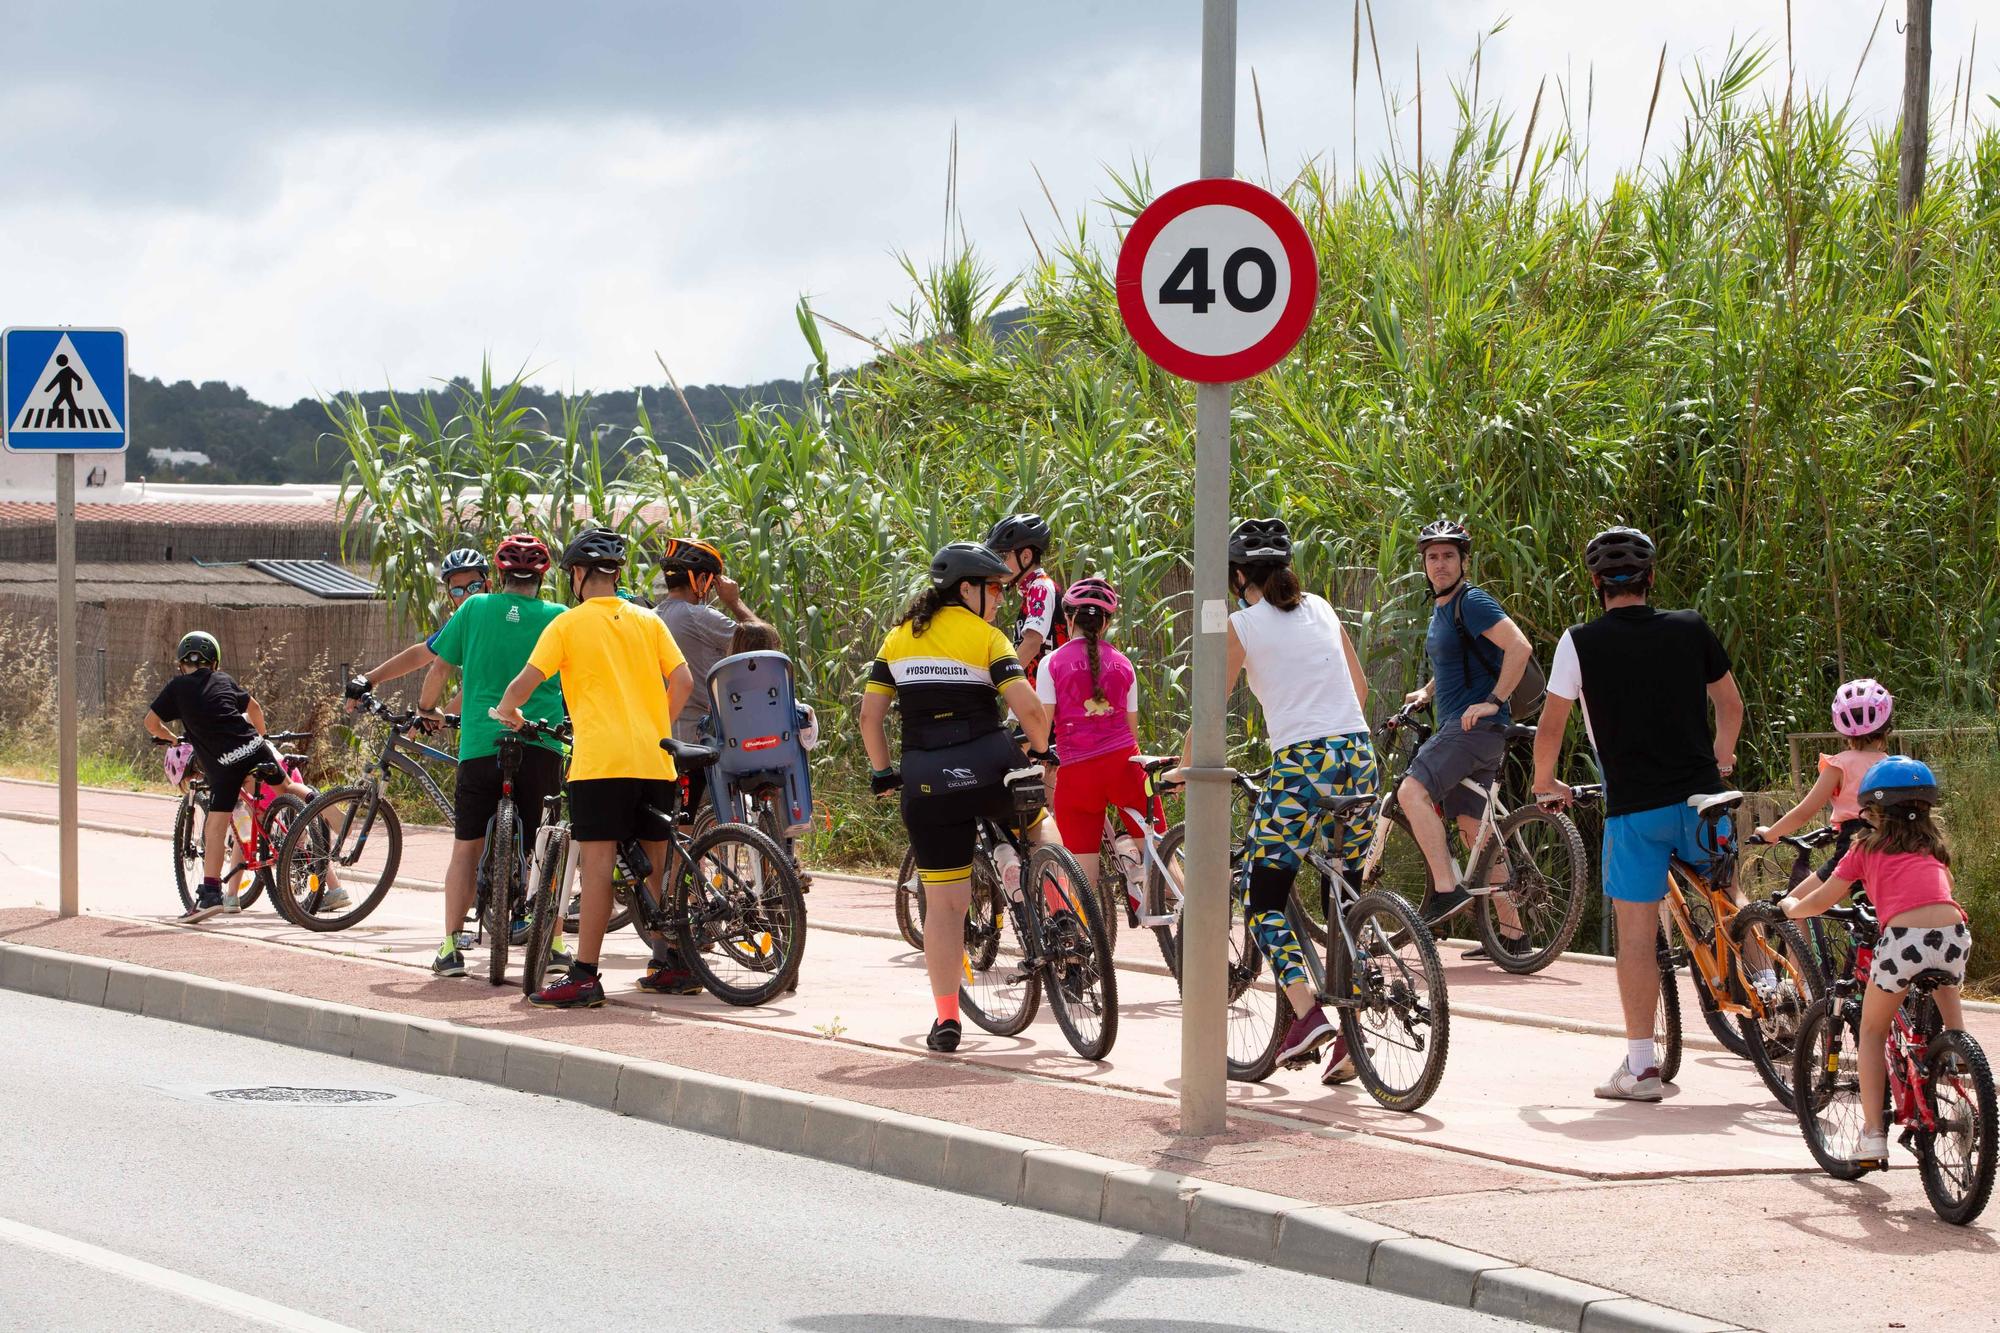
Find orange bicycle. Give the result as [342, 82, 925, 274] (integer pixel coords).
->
[1571, 784, 1823, 1108]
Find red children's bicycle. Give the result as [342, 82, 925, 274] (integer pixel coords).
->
[158, 732, 315, 916]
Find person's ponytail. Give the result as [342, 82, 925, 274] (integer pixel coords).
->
[1073, 608, 1108, 705]
[1235, 562, 1303, 611]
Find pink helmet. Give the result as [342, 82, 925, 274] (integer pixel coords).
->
[162, 741, 194, 786]
[1831, 678, 1894, 738]
[1066, 576, 1118, 616]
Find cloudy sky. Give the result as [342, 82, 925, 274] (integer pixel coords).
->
[0, 1, 1983, 404]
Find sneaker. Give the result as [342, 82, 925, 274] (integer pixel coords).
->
[927, 1019, 962, 1052]
[1594, 1060, 1665, 1102]
[222, 884, 243, 914]
[546, 942, 576, 973]
[528, 971, 605, 1009]
[455, 929, 478, 951]
[1277, 1005, 1337, 1067]
[563, 894, 582, 932]
[636, 963, 702, 996]
[1460, 943, 1490, 960]
[1851, 1130, 1890, 1167]
[315, 884, 352, 913]
[509, 916, 531, 947]
[432, 945, 467, 978]
[1320, 1034, 1359, 1086]
[1422, 887, 1474, 927]
[181, 886, 224, 923]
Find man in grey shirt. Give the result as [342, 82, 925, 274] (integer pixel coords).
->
[655, 538, 758, 745]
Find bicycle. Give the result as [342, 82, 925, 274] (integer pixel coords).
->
[1363, 703, 1588, 974]
[956, 765, 1120, 1060]
[1769, 826, 1856, 990]
[521, 732, 807, 1006]
[1786, 894, 1996, 1225]
[158, 732, 315, 917]
[272, 692, 457, 930]
[1155, 765, 1451, 1111]
[1568, 784, 1822, 1109]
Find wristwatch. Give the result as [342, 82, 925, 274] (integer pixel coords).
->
[1484, 692, 1504, 708]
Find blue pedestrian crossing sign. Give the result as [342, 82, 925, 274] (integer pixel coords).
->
[2, 327, 128, 453]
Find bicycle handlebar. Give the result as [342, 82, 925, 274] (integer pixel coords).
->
[1776, 827, 1839, 852]
[487, 707, 570, 747]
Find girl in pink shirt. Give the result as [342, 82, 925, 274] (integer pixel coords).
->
[1779, 756, 1968, 1168]
[1755, 678, 1895, 864]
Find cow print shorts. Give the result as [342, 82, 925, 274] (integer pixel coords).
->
[1870, 922, 1971, 995]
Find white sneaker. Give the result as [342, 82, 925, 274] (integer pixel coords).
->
[317, 885, 352, 912]
[1852, 1131, 1890, 1166]
[222, 886, 242, 914]
[1594, 1060, 1664, 1102]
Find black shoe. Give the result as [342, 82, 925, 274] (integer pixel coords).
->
[180, 886, 224, 923]
[1460, 942, 1490, 960]
[432, 945, 468, 978]
[1423, 888, 1473, 927]
[926, 1019, 962, 1052]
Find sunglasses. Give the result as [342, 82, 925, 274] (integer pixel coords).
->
[447, 578, 487, 599]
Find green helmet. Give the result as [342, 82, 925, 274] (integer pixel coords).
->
[176, 631, 220, 667]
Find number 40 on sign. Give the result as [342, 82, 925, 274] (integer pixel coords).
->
[1115, 178, 1318, 384]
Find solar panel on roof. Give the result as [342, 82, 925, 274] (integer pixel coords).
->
[247, 559, 380, 600]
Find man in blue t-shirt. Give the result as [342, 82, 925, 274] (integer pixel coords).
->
[1399, 520, 1535, 935]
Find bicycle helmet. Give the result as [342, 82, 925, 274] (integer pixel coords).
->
[162, 740, 194, 786]
[1065, 575, 1118, 616]
[493, 532, 551, 577]
[1831, 678, 1894, 738]
[929, 541, 1012, 590]
[1584, 526, 1656, 583]
[1228, 518, 1292, 565]
[440, 547, 489, 578]
[1858, 756, 1938, 809]
[659, 537, 725, 576]
[984, 513, 1052, 555]
[1416, 518, 1471, 552]
[175, 630, 220, 667]
[561, 527, 628, 570]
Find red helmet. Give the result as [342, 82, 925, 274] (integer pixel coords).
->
[1066, 576, 1118, 616]
[494, 532, 551, 577]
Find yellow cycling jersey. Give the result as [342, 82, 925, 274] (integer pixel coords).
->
[867, 605, 1024, 750]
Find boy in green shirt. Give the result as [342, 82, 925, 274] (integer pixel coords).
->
[420, 533, 568, 977]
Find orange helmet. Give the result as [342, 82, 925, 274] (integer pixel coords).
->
[660, 537, 725, 595]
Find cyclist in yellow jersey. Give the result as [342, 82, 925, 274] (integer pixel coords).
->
[494, 528, 692, 1009]
[859, 541, 1056, 1052]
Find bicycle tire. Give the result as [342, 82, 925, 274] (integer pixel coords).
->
[1472, 805, 1587, 975]
[1031, 844, 1119, 1060]
[674, 823, 806, 1006]
[1920, 1028, 1998, 1225]
[1145, 825, 1187, 977]
[249, 794, 310, 920]
[893, 847, 924, 950]
[1366, 804, 1439, 925]
[1331, 889, 1451, 1113]
[1791, 997, 1872, 1181]
[1654, 930, 1685, 1084]
[1663, 902, 1754, 1059]
[485, 800, 517, 986]
[1093, 856, 1122, 951]
[1726, 911, 1824, 1110]
[962, 850, 1039, 1037]
[171, 791, 205, 914]
[273, 786, 400, 931]
[520, 827, 569, 997]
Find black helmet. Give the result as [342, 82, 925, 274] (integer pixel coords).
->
[658, 537, 725, 576]
[930, 541, 1012, 590]
[561, 527, 628, 570]
[176, 630, 220, 667]
[1228, 518, 1292, 565]
[1417, 518, 1471, 552]
[1584, 526, 1656, 583]
[984, 513, 1052, 554]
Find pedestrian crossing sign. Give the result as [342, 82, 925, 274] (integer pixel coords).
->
[2, 327, 128, 453]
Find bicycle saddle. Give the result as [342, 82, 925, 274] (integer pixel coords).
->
[1503, 723, 1538, 742]
[659, 737, 720, 771]
[1133, 755, 1181, 774]
[1909, 968, 1960, 992]
[1314, 793, 1375, 818]
[1687, 791, 1745, 817]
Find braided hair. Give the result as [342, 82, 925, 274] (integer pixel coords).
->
[1071, 607, 1109, 705]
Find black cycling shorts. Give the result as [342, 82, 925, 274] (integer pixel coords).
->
[900, 731, 1036, 886]
[453, 746, 564, 843]
[203, 741, 283, 812]
[568, 777, 677, 844]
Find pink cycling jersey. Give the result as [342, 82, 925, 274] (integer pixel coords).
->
[1033, 638, 1139, 766]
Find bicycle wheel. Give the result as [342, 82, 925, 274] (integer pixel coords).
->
[273, 786, 400, 931]
[1093, 856, 1122, 950]
[893, 847, 925, 950]
[1726, 911, 1825, 1110]
[1472, 806, 1587, 974]
[171, 790, 206, 914]
[1331, 889, 1451, 1113]
[1367, 805, 1439, 922]
[1791, 997, 1872, 1181]
[252, 795, 310, 920]
[1654, 931, 1684, 1085]
[1030, 844, 1119, 1060]
[673, 823, 806, 1006]
[1144, 826, 1187, 976]
[519, 828, 569, 997]
[961, 849, 1039, 1037]
[1920, 1025, 1998, 1225]
[485, 802, 518, 986]
[1806, 915, 1857, 993]
[1664, 879, 1753, 1059]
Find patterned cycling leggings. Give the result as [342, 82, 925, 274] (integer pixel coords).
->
[1243, 732, 1378, 987]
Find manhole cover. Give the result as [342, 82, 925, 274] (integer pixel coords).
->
[208, 1086, 399, 1105]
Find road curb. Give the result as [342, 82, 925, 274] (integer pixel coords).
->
[0, 938, 1749, 1333]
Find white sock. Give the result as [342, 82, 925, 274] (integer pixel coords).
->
[1627, 1038, 1655, 1078]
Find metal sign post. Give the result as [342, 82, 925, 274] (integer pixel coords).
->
[1179, 0, 1237, 1138]
[56, 458, 77, 917]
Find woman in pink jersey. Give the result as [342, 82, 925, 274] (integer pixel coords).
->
[1033, 577, 1151, 911]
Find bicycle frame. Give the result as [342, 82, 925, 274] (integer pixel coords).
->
[1836, 913, 1943, 1137]
[1661, 819, 1783, 1026]
[326, 704, 455, 867]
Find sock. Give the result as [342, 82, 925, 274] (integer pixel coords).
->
[934, 993, 960, 1024]
[1627, 1038, 1656, 1077]
[438, 938, 456, 958]
[1755, 968, 1778, 992]
[200, 877, 220, 892]
[571, 959, 599, 980]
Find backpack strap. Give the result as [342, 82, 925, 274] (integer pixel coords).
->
[1451, 586, 1505, 696]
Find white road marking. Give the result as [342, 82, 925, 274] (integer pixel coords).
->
[0, 1214, 362, 1331]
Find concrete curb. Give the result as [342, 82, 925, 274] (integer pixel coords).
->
[0, 939, 1749, 1333]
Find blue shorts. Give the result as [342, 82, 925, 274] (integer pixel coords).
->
[1601, 803, 1730, 904]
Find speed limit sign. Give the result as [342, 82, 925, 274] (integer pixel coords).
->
[1115, 178, 1318, 383]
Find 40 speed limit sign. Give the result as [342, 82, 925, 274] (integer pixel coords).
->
[1115, 178, 1317, 383]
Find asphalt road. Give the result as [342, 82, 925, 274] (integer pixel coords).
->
[0, 990, 1527, 1331]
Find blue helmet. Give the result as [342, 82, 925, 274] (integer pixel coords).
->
[1859, 756, 1938, 809]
